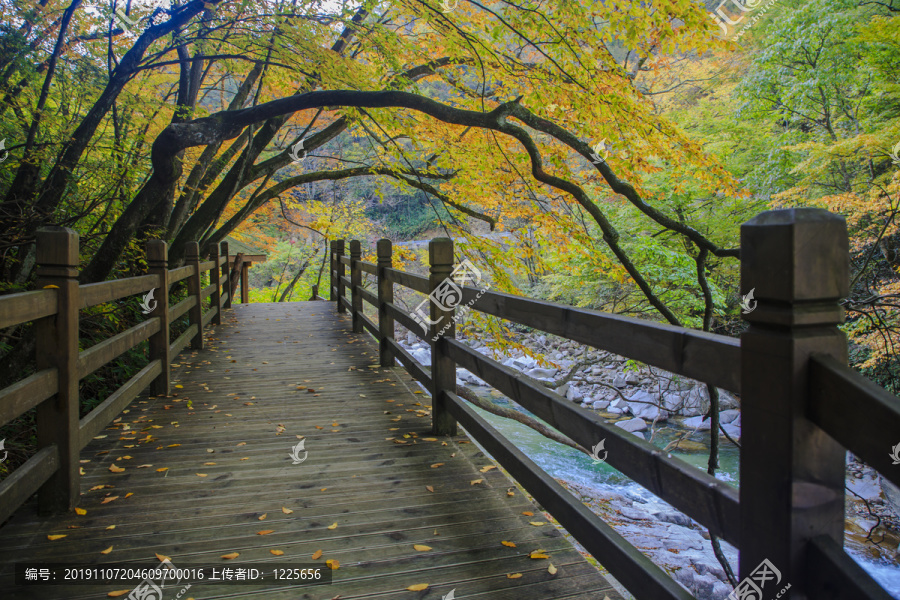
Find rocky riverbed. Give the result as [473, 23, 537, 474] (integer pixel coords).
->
[398, 328, 900, 599]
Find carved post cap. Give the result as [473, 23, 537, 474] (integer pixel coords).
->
[146, 240, 168, 265]
[185, 241, 200, 260]
[429, 238, 454, 272]
[350, 240, 361, 256]
[377, 239, 392, 262]
[35, 227, 79, 274]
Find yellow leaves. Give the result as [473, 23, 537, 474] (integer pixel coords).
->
[470, 479, 484, 485]
[326, 559, 339, 570]
[270, 549, 284, 556]
[101, 496, 119, 504]
[430, 463, 444, 468]
[47, 535, 67, 541]
[521, 511, 533, 516]
[108, 464, 125, 473]
[413, 544, 432, 551]
[258, 513, 267, 520]
[479, 465, 496, 473]
[196, 473, 208, 477]
[167, 444, 181, 448]
[425, 486, 434, 493]
[221, 552, 240, 560]
[155, 554, 170, 563]
[282, 507, 293, 514]
[257, 530, 274, 535]
[421, 437, 437, 442]
[174, 385, 183, 389]
[529, 522, 545, 527]
[548, 563, 558, 575]
[137, 464, 153, 468]
[506, 573, 522, 579]
[156, 467, 168, 472]
[406, 583, 428, 591]
[75, 507, 87, 515]
[204, 462, 216, 466]
[327, 522, 338, 530]
[108, 590, 131, 597]
[501, 541, 516, 547]
[311, 550, 323, 560]
[529, 550, 550, 559]
[100, 546, 113, 555]
[106, 525, 116, 530]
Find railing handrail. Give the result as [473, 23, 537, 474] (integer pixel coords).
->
[329, 208, 898, 600]
[0, 230, 231, 524]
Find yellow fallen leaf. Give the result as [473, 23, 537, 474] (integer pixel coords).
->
[529, 521, 545, 526]
[270, 549, 284, 556]
[196, 473, 207, 477]
[406, 583, 428, 591]
[311, 549, 323, 560]
[101, 496, 119, 504]
[258, 513, 267, 520]
[47, 535, 66, 541]
[75, 507, 87, 515]
[100, 546, 113, 555]
[204, 462, 216, 466]
[137, 464, 153, 468]
[430, 463, 444, 468]
[326, 559, 339, 570]
[107, 590, 131, 597]
[327, 522, 338, 530]
[422, 437, 437, 441]
[470, 479, 484, 485]
[548, 563, 558, 575]
[530, 551, 550, 559]
[257, 530, 274, 535]
[320, 488, 327, 492]
[221, 552, 240, 560]
[507, 573, 522, 579]
[108, 464, 125, 473]
[155, 553, 170, 563]
[282, 507, 293, 514]
[174, 385, 183, 389]
[480, 465, 497, 473]
[167, 444, 181, 448]
[413, 544, 432, 551]
[156, 467, 168, 472]
[425, 486, 434, 493]
[507, 490, 515, 497]
[106, 525, 116, 530]
[522, 511, 533, 516]
[124, 493, 133, 498]
[80, 467, 86, 475]
[89, 485, 111, 491]
[501, 541, 516, 547]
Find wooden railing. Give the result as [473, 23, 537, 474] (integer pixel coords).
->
[0, 228, 232, 523]
[330, 208, 898, 600]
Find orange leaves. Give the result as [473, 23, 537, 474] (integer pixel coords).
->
[406, 583, 428, 591]
[221, 552, 240, 560]
[270, 549, 284, 556]
[257, 530, 274, 536]
[281, 507, 293, 514]
[507, 573, 522, 579]
[108, 464, 125, 473]
[311, 550, 323, 560]
[100, 546, 113, 555]
[425, 485, 434, 493]
[529, 550, 550, 559]
[326, 559, 339, 570]
[100, 496, 119, 504]
[430, 463, 444, 469]
[501, 541, 516, 547]
[258, 513, 267, 521]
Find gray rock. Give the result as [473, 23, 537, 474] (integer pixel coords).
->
[619, 506, 654, 520]
[653, 511, 693, 528]
[556, 383, 570, 397]
[711, 582, 733, 600]
[625, 372, 640, 385]
[592, 400, 610, 410]
[683, 415, 712, 430]
[615, 417, 648, 433]
[722, 423, 741, 439]
[613, 373, 628, 388]
[566, 386, 582, 402]
[662, 392, 684, 412]
[719, 409, 740, 424]
[526, 367, 557, 380]
[632, 431, 645, 439]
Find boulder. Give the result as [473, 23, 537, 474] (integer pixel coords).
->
[411, 348, 431, 364]
[719, 409, 740, 424]
[683, 415, 712, 431]
[612, 373, 628, 388]
[592, 400, 610, 410]
[721, 423, 741, 439]
[653, 511, 693, 528]
[619, 506, 654, 520]
[615, 417, 648, 433]
[526, 367, 557, 380]
[566, 386, 583, 402]
[625, 372, 640, 385]
[556, 383, 570, 397]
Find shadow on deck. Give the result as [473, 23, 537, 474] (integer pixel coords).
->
[0, 302, 622, 600]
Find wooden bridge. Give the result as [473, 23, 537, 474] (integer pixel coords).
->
[1, 208, 899, 599]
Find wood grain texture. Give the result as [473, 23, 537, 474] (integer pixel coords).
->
[0, 302, 622, 600]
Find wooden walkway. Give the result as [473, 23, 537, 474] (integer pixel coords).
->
[0, 302, 622, 600]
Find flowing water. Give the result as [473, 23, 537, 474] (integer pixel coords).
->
[469, 388, 900, 598]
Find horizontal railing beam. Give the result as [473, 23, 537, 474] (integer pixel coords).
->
[168, 265, 194, 284]
[460, 286, 741, 393]
[807, 535, 894, 600]
[385, 302, 427, 340]
[168, 295, 197, 322]
[79, 360, 163, 448]
[383, 267, 430, 295]
[385, 338, 432, 388]
[0, 446, 59, 525]
[0, 289, 57, 330]
[358, 287, 377, 307]
[78, 318, 160, 379]
[360, 313, 379, 338]
[443, 337, 741, 546]
[0, 369, 58, 427]
[79, 274, 159, 310]
[358, 261, 376, 275]
[170, 323, 198, 357]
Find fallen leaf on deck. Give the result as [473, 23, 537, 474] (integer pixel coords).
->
[167, 444, 180, 448]
[101, 546, 113, 555]
[507, 573, 522, 579]
[106, 525, 116, 530]
[204, 462, 216, 466]
[257, 530, 274, 535]
[124, 493, 133, 498]
[270, 549, 284, 556]
[522, 511, 533, 516]
[326, 559, 339, 570]
[196, 473, 207, 477]
[406, 583, 428, 591]
[75, 508, 87, 515]
[137, 464, 153, 468]
[101, 496, 119, 504]
[501, 541, 516, 547]
[108, 464, 125, 473]
[327, 522, 338, 530]
[107, 590, 131, 597]
[425, 486, 434, 493]
[155, 553, 170, 562]
[530, 550, 550, 559]
[548, 564, 558, 575]
[470, 479, 484, 485]
[236, 442, 246, 447]
[413, 545, 432, 551]
[258, 513, 267, 520]
[221, 553, 239, 560]
[156, 468, 168, 472]
[422, 437, 437, 442]
[529, 522, 545, 526]
[480, 466, 496, 473]
[430, 463, 443, 468]
[47, 535, 66, 541]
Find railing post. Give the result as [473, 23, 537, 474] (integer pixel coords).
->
[220, 240, 231, 309]
[429, 237, 458, 436]
[210, 243, 222, 325]
[377, 239, 394, 367]
[34, 227, 80, 513]
[329, 240, 336, 301]
[350, 240, 362, 332]
[146, 240, 170, 397]
[186, 241, 204, 350]
[335, 239, 346, 314]
[739, 208, 849, 595]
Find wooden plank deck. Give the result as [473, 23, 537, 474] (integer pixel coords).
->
[0, 302, 624, 600]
